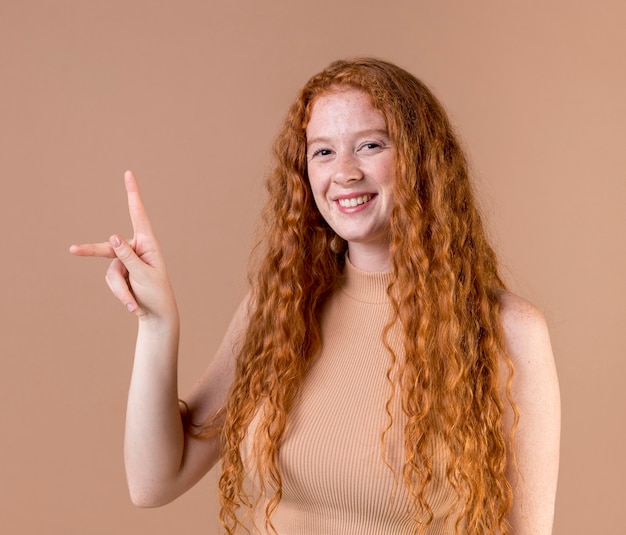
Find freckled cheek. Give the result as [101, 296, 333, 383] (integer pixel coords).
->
[308, 174, 330, 203]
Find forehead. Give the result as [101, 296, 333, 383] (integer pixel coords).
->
[306, 89, 387, 137]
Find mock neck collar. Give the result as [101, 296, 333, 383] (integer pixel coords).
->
[341, 256, 392, 304]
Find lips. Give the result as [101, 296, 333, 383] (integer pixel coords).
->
[336, 194, 373, 208]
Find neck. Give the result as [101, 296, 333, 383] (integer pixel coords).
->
[347, 243, 391, 272]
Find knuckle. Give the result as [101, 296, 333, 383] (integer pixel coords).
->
[116, 245, 134, 262]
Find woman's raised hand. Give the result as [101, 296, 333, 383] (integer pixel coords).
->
[70, 171, 178, 324]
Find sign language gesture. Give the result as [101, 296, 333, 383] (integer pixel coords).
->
[70, 170, 178, 325]
[70, 171, 196, 503]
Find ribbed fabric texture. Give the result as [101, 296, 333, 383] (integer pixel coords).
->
[242, 258, 461, 534]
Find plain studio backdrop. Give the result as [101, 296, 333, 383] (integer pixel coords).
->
[1, 1, 624, 533]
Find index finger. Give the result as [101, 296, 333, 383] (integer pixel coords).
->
[69, 241, 116, 258]
[124, 170, 154, 237]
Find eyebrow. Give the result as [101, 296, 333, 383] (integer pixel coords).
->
[306, 129, 390, 147]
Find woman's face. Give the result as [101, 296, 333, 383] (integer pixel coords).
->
[306, 88, 395, 270]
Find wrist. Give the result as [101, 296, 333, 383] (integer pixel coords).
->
[137, 307, 180, 338]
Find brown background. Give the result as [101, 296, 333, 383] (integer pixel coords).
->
[1, 1, 624, 533]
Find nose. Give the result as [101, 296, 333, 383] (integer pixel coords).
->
[333, 151, 363, 184]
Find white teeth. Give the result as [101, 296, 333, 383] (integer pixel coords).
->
[338, 194, 371, 208]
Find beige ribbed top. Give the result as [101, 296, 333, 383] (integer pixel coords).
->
[243, 259, 461, 534]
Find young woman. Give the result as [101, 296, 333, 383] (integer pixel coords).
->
[71, 58, 560, 534]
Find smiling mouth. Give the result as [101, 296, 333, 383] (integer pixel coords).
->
[337, 194, 372, 208]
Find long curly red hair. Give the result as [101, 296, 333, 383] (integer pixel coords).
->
[204, 58, 516, 534]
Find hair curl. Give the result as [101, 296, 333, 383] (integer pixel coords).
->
[204, 58, 516, 534]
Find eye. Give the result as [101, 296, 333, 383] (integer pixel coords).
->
[357, 142, 384, 153]
[309, 148, 333, 159]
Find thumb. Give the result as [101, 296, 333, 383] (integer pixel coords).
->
[109, 235, 145, 274]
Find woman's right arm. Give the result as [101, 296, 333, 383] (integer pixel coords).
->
[123, 293, 245, 507]
[70, 171, 242, 506]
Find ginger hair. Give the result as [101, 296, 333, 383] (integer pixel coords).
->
[208, 58, 516, 534]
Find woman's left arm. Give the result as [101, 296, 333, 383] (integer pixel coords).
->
[499, 292, 561, 535]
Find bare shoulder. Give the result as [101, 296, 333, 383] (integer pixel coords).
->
[498, 290, 553, 369]
[497, 290, 559, 432]
[499, 290, 549, 338]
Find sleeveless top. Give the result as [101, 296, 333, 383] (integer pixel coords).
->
[241, 258, 463, 534]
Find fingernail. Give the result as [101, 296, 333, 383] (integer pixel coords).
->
[111, 236, 122, 248]
[126, 303, 135, 312]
